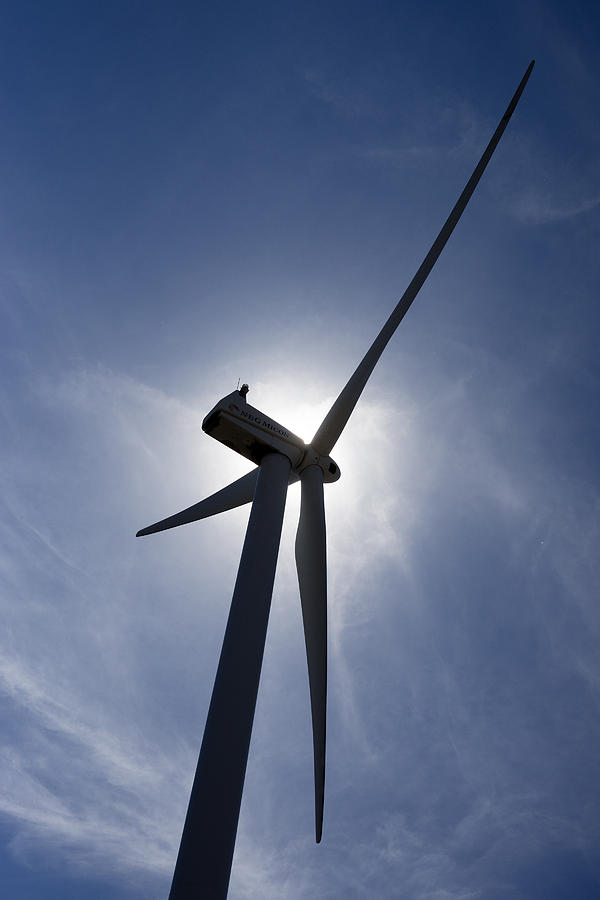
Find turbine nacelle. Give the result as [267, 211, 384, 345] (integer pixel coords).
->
[202, 388, 341, 483]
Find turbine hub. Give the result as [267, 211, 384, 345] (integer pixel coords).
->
[297, 445, 341, 483]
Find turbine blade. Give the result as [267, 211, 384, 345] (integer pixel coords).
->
[311, 60, 535, 456]
[137, 468, 301, 536]
[295, 464, 327, 842]
[136, 469, 259, 536]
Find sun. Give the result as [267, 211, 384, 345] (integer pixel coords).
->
[248, 377, 335, 446]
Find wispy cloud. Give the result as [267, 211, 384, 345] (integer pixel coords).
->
[302, 68, 381, 120]
[509, 187, 600, 224]
[0, 655, 179, 888]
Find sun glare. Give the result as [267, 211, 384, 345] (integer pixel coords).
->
[247, 376, 334, 445]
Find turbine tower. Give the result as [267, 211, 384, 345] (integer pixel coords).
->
[137, 61, 534, 900]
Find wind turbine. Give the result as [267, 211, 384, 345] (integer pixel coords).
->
[137, 61, 534, 899]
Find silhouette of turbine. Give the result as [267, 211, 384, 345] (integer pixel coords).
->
[137, 60, 534, 900]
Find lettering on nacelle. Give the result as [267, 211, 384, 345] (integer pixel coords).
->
[228, 403, 291, 439]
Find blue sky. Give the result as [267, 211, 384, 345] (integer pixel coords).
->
[1, 2, 600, 897]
